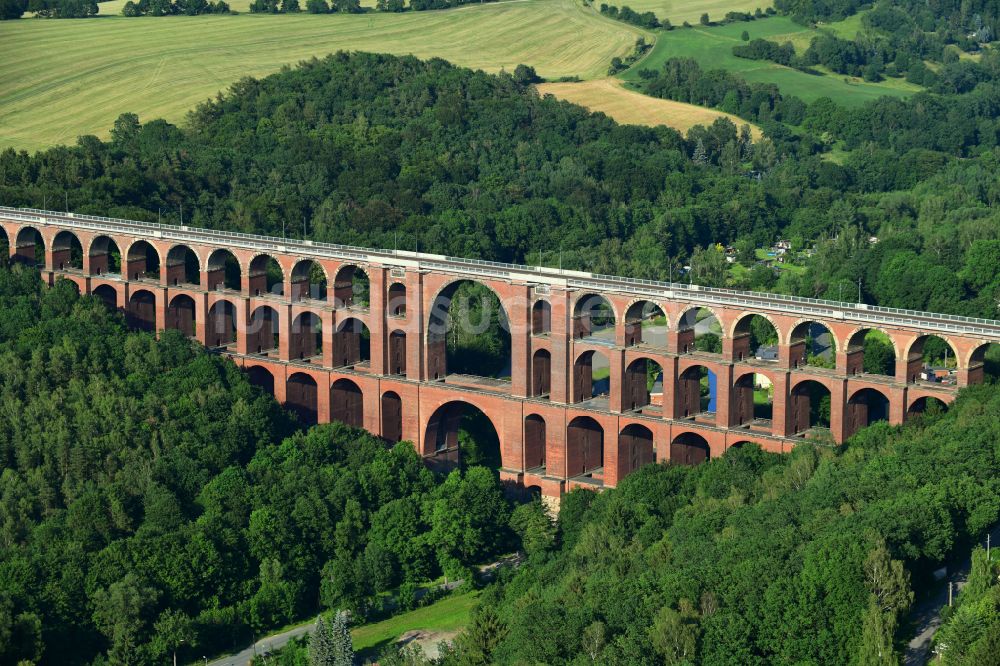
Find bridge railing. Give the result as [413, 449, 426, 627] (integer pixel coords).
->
[5, 206, 1000, 337]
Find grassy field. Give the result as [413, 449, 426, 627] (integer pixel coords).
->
[536, 77, 762, 136]
[622, 15, 921, 105]
[615, 0, 772, 25]
[352, 591, 479, 655]
[0, 0, 646, 152]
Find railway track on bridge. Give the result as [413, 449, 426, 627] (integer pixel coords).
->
[5, 206, 1000, 341]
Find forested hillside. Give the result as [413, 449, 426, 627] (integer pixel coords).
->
[0, 265, 515, 665]
[433, 388, 1000, 664]
[2, 52, 1000, 319]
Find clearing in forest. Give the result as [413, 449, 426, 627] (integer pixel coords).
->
[620, 15, 922, 105]
[537, 78, 762, 136]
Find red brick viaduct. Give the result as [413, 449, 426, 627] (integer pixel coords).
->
[4, 207, 1000, 498]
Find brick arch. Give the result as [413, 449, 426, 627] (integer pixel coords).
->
[619, 423, 655, 477]
[623, 297, 669, 324]
[789, 374, 837, 395]
[421, 395, 507, 469]
[903, 334, 961, 369]
[730, 311, 780, 340]
[845, 325, 900, 357]
[332, 263, 371, 308]
[531, 297, 552, 335]
[669, 430, 711, 465]
[523, 412, 547, 471]
[247, 252, 288, 297]
[675, 304, 723, 334]
[125, 238, 162, 265]
[623, 354, 664, 411]
[967, 341, 991, 367]
[786, 318, 838, 350]
[286, 371, 320, 425]
[424, 277, 511, 379]
[330, 376, 364, 428]
[572, 291, 620, 322]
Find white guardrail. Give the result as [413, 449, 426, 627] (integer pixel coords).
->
[4, 206, 1000, 341]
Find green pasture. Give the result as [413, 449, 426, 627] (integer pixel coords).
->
[352, 591, 479, 654]
[623, 15, 921, 105]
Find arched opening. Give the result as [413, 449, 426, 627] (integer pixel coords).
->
[907, 396, 949, 421]
[206, 249, 241, 291]
[165, 294, 196, 337]
[290, 312, 323, 362]
[89, 236, 121, 276]
[847, 387, 890, 435]
[905, 335, 958, 385]
[286, 373, 318, 425]
[333, 265, 369, 309]
[207, 300, 237, 348]
[290, 259, 327, 302]
[969, 343, 1000, 384]
[247, 366, 275, 397]
[331, 378, 364, 428]
[248, 254, 283, 297]
[677, 307, 722, 354]
[249, 306, 279, 355]
[388, 330, 407, 375]
[624, 301, 667, 348]
[51, 230, 83, 271]
[92, 284, 119, 310]
[670, 432, 710, 466]
[789, 321, 835, 370]
[387, 282, 407, 317]
[566, 416, 604, 481]
[531, 349, 551, 398]
[624, 357, 664, 413]
[732, 314, 779, 362]
[381, 391, 403, 443]
[619, 424, 655, 476]
[677, 364, 715, 421]
[531, 300, 551, 336]
[0, 227, 8, 261]
[524, 414, 546, 472]
[427, 280, 510, 381]
[334, 318, 371, 368]
[125, 241, 160, 281]
[572, 293, 615, 342]
[424, 401, 502, 473]
[573, 349, 610, 404]
[13, 227, 44, 267]
[732, 372, 773, 430]
[127, 289, 156, 331]
[165, 245, 200, 287]
[846, 329, 896, 377]
[789, 380, 832, 435]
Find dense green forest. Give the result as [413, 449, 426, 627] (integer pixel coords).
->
[2, 52, 1000, 319]
[932, 546, 1000, 663]
[0, 264, 515, 665]
[420, 387, 1000, 664]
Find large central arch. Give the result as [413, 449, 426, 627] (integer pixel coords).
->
[423, 400, 502, 473]
[427, 280, 510, 381]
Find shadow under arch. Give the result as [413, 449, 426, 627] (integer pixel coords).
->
[670, 431, 710, 466]
[331, 377, 364, 428]
[423, 400, 502, 473]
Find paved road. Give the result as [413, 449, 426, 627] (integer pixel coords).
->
[904, 523, 1000, 665]
[207, 620, 316, 666]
